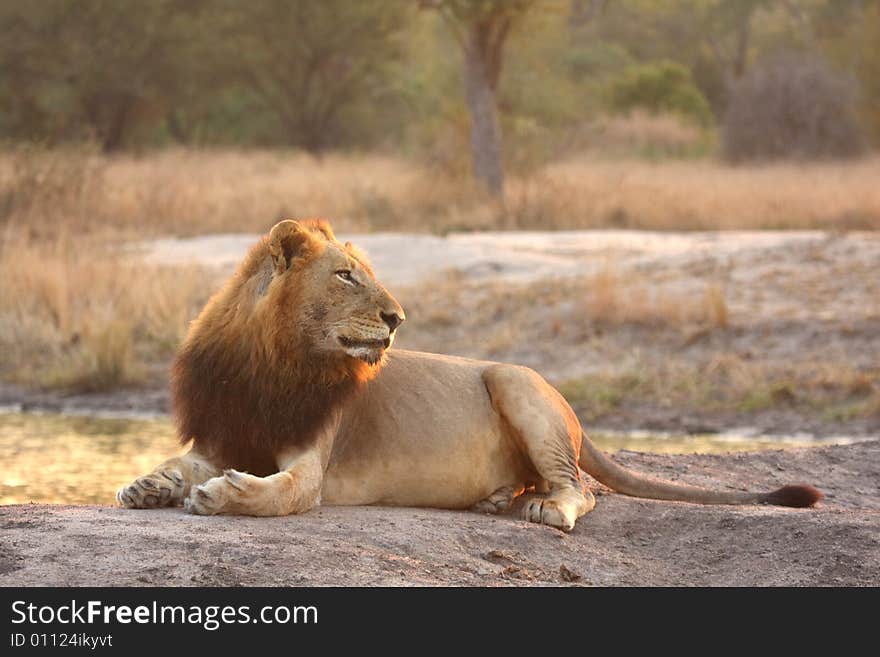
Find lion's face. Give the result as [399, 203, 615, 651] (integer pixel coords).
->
[298, 238, 404, 365]
[266, 219, 405, 366]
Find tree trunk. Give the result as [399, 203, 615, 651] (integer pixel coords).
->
[462, 20, 506, 197]
[732, 17, 751, 80]
[166, 110, 190, 145]
[89, 93, 135, 153]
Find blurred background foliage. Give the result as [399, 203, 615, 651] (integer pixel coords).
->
[0, 0, 876, 168]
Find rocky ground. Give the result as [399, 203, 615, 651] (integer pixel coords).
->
[2, 441, 877, 587]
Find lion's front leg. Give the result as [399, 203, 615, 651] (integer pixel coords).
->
[184, 449, 324, 517]
[117, 448, 219, 509]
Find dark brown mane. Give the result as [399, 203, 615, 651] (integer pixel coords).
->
[172, 338, 365, 476]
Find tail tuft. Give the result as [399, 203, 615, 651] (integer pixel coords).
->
[761, 484, 823, 508]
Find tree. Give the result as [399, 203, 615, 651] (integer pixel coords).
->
[703, 0, 769, 89]
[722, 52, 864, 161]
[213, 0, 410, 153]
[812, 0, 880, 141]
[0, 0, 199, 151]
[0, 3, 56, 140]
[585, 0, 825, 115]
[421, 0, 534, 197]
[609, 60, 713, 126]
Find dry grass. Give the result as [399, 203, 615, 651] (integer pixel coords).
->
[2, 145, 879, 237]
[505, 156, 880, 230]
[582, 265, 729, 329]
[703, 283, 728, 329]
[558, 356, 880, 422]
[397, 265, 732, 367]
[0, 232, 215, 390]
[573, 111, 712, 158]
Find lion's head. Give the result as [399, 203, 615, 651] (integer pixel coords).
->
[173, 218, 405, 473]
[257, 218, 404, 367]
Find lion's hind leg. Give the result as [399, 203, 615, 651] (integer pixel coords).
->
[483, 364, 595, 531]
[518, 486, 595, 531]
[471, 485, 524, 515]
[117, 448, 219, 509]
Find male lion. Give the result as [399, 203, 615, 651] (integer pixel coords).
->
[117, 219, 821, 530]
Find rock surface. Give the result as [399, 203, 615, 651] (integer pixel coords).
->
[2, 441, 878, 586]
[140, 229, 848, 288]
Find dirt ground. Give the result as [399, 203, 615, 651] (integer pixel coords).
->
[2, 441, 877, 587]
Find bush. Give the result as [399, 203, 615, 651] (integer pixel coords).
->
[722, 53, 865, 162]
[608, 61, 713, 127]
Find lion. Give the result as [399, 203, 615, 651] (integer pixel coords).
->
[117, 219, 821, 531]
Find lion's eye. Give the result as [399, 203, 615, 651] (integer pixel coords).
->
[335, 270, 356, 285]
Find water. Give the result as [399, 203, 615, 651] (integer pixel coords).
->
[0, 412, 186, 505]
[0, 411, 860, 505]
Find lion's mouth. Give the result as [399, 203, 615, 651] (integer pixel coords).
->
[338, 336, 391, 350]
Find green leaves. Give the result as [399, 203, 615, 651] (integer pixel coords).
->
[609, 61, 714, 127]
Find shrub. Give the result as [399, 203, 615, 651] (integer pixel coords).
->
[722, 53, 865, 162]
[608, 61, 713, 127]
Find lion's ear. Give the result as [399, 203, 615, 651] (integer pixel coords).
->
[267, 220, 315, 275]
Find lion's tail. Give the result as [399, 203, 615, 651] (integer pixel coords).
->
[577, 432, 822, 507]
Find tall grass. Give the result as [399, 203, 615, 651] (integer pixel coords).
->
[506, 156, 880, 230]
[0, 232, 214, 390]
[583, 265, 729, 328]
[2, 144, 879, 236]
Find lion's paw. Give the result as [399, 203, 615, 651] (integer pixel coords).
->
[117, 470, 186, 509]
[472, 485, 522, 515]
[183, 469, 259, 516]
[522, 497, 576, 532]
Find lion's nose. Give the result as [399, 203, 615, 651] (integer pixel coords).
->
[380, 311, 404, 332]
